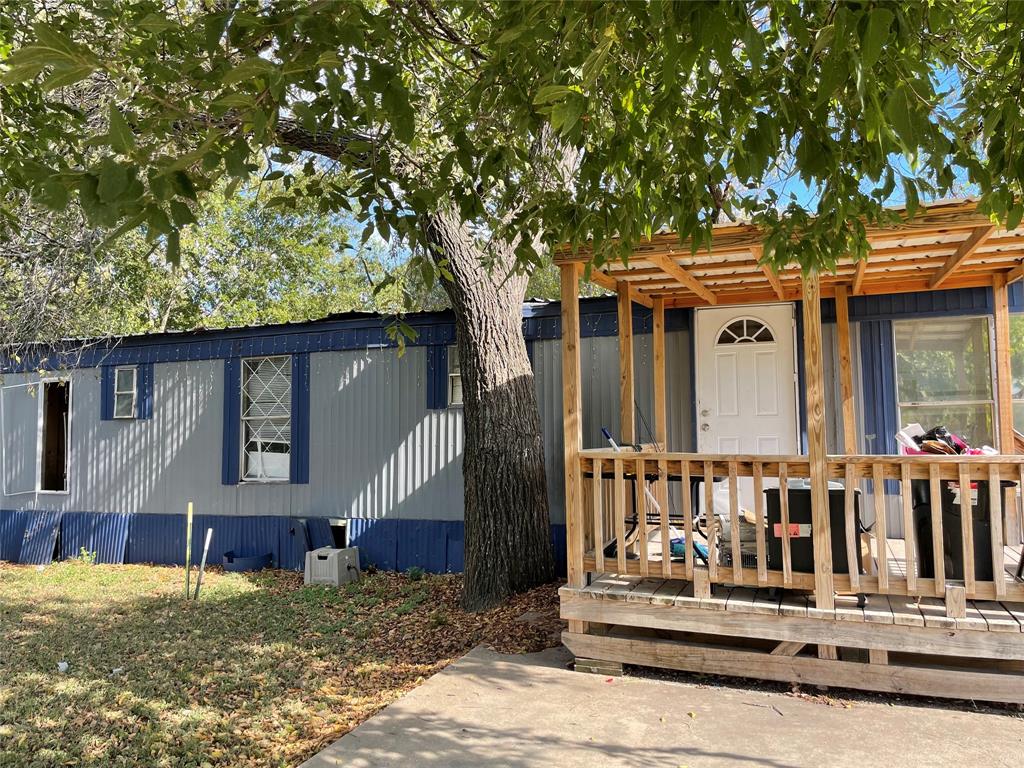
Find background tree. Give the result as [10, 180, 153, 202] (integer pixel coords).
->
[4, 1, 1024, 607]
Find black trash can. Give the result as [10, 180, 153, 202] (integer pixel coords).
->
[765, 486, 863, 575]
[912, 478, 1014, 582]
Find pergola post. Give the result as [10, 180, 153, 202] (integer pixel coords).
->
[560, 263, 586, 632]
[993, 272, 1020, 544]
[801, 271, 835, 613]
[652, 298, 667, 448]
[617, 283, 635, 444]
[994, 273, 1014, 453]
[834, 285, 858, 454]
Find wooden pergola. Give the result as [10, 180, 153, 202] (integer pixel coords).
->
[555, 200, 1024, 702]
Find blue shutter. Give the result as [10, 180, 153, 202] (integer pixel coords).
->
[137, 363, 154, 420]
[100, 366, 114, 420]
[290, 353, 310, 484]
[426, 345, 448, 409]
[222, 358, 241, 485]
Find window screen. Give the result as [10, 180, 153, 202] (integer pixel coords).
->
[894, 317, 995, 447]
[241, 356, 291, 481]
[113, 367, 137, 419]
[448, 345, 463, 406]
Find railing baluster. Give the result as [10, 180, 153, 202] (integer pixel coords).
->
[873, 463, 889, 593]
[989, 464, 1006, 598]
[704, 460, 718, 583]
[681, 459, 694, 580]
[779, 462, 792, 589]
[614, 458, 626, 574]
[636, 457, 649, 577]
[658, 459, 671, 579]
[844, 462, 860, 593]
[753, 461, 767, 587]
[929, 463, 945, 597]
[959, 463, 975, 595]
[901, 462, 916, 594]
[592, 457, 604, 574]
[728, 461, 742, 584]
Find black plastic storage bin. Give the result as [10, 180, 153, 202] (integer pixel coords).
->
[911, 478, 1014, 582]
[765, 486, 863, 575]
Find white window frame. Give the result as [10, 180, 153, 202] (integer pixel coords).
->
[36, 377, 72, 496]
[113, 366, 137, 419]
[447, 345, 463, 407]
[240, 355, 292, 484]
[892, 315, 998, 446]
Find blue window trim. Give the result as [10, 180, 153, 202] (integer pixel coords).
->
[222, 357, 241, 485]
[224, 354, 308, 485]
[101, 363, 153, 421]
[290, 352, 310, 484]
[426, 345, 449, 410]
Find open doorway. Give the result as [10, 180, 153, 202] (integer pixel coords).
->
[39, 380, 70, 492]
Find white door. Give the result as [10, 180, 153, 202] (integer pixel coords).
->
[695, 304, 798, 457]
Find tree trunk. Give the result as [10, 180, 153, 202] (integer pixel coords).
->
[425, 208, 555, 610]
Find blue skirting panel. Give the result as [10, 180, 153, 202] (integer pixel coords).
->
[2, 510, 567, 576]
[305, 517, 335, 550]
[59, 512, 130, 564]
[19, 511, 63, 565]
[347, 518, 567, 576]
[0, 510, 29, 562]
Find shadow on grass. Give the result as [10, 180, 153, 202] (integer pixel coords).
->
[0, 563, 524, 768]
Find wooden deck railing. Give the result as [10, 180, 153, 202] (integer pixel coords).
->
[576, 450, 1024, 605]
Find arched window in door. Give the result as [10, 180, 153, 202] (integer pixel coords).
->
[716, 318, 775, 345]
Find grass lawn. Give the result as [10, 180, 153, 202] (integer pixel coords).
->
[0, 561, 561, 767]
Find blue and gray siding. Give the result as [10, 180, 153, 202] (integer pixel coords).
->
[1, 287, 1019, 570]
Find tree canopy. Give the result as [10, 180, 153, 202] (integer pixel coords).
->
[2, 1, 1023, 280]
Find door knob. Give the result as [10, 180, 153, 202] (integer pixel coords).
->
[701, 423, 710, 432]
[700, 409, 710, 417]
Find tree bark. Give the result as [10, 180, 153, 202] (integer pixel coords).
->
[424, 208, 555, 610]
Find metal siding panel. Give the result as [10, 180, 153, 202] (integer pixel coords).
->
[347, 517, 398, 570]
[19, 510, 62, 564]
[396, 519, 447, 572]
[666, 328, 694, 451]
[307, 348, 463, 523]
[305, 517, 334, 549]
[0, 510, 29, 561]
[1, 376, 39, 496]
[59, 511, 129, 564]
[126, 513, 185, 565]
[445, 521, 465, 572]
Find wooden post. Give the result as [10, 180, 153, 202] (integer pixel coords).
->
[993, 273, 1020, 546]
[994, 273, 1014, 453]
[561, 263, 586, 634]
[834, 285, 858, 454]
[617, 282, 635, 444]
[652, 298, 667, 449]
[802, 271, 835, 612]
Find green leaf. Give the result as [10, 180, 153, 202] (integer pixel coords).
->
[885, 84, 916, 151]
[550, 96, 585, 135]
[221, 57, 275, 86]
[107, 104, 135, 153]
[169, 200, 196, 227]
[97, 160, 128, 203]
[382, 82, 415, 143]
[165, 230, 181, 267]
[532, 85, 575, 106]
[581, 36, 614, 87]
[860, 8, 894, 69]
[137, 13, 178, 33]
[39, 64, 95, 90]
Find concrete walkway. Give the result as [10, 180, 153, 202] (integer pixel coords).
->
[301, 645, 1024, 768]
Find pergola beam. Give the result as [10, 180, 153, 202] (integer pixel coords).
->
[751, 245, 785, 300]
[585, 266, 654, 307]
[928, 225, 997, 288]
[852, 260, 867, 295]
[648, 254, 717, 304]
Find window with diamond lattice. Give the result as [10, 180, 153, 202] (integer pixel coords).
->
[716, 318, 774, 345]
[241, 356, 291, 482]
